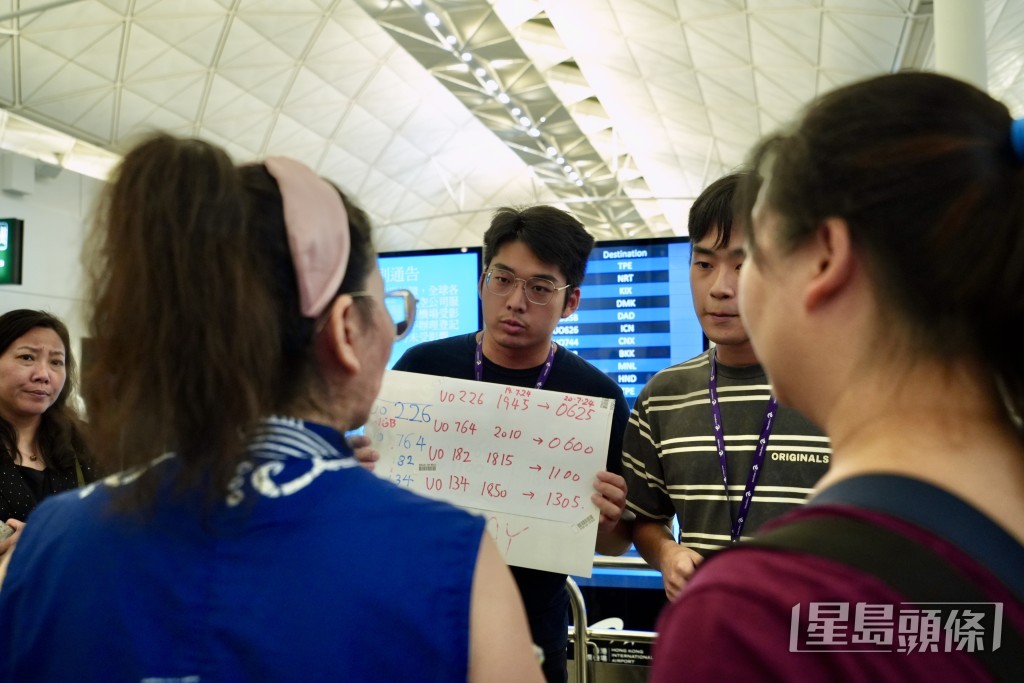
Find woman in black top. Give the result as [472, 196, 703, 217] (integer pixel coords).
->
[0, 310, 92, 554]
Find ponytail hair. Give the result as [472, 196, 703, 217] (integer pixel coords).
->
[84, 134, 377, 511]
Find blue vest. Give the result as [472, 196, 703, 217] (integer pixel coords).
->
[0, 417, 484, 682]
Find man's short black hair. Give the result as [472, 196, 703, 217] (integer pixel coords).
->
[482, 205, 595, 289]
[688, 170, 752, 250]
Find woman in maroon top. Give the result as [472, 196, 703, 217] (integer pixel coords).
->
[652, 72, 1024, 681]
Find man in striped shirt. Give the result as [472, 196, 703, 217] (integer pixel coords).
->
[622, 171, 831, 600]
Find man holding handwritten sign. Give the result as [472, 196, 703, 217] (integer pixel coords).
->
[393, 206, 632, 683]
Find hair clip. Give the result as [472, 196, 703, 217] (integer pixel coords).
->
[265, 157, 350, 318]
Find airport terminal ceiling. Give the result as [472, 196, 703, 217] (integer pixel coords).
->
[1, 0, 1023, 251]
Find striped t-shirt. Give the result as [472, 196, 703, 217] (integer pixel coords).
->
[623, 350, 831, 551]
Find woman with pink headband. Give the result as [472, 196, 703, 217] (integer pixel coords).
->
[0, 133, 543, 682]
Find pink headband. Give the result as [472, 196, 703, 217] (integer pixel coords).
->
[264, 156, 350, 318]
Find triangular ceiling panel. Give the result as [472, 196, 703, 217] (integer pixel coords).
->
[218, 63, 295, 105]
[647, 73, 706, 108]
[824, 0, 908, 9]
[123, 73, 207, 123]
[399, 106, 479, 156]
[333, 102, 400, 167]
[23, 23, 122, 83]
[122, 26, 207, 82]
[319, 144, 372, 193]
[758, 105, 796, 137]
[49, 90, 116, 142]
[131, 0, 227, 15]
[390, 186, 448, 227]
[115, 90, 194, 140]
[217, 16, 292, 68]
[695, 68, 757, 109]
[820, 12, 905, 72]
[548, 0, 620, 36]
[279, 90, 351, 140]
[754, 65, 819, 111]
[304, 59, 386, 100]
[373, 136, 431, 183]
[684, 15, 752, 69]
[19, 43, 113, 103]
[507, 24, 572, 73]
[356, 66, 430, 130]
[95, 0, 132, 12]
[265, 112, 331, 158]
[749, 10, 821, 67]
[234, 12, 322, 61]
[20, 1, 121, 33]
[357, 167, 415, 215]
[195, 127, 259, 165]
[200, 111, 273, 155]
[614, 2, 682, 36]
[306, 21, 379, 64]
[630, 39, 694, 82]
[130, 15, 226, 67]
[676, 0, 749, 22]
[201, 74, 273, 121]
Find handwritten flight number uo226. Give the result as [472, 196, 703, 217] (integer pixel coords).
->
[439, 389, 484, 405]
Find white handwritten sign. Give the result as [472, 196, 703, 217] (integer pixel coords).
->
[365, 370, 615, 577]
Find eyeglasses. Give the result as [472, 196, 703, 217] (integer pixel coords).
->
[484, 268, 572, 306]
[349, 289, 418, 341]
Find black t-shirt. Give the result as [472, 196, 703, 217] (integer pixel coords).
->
[393, 332, 630, 646]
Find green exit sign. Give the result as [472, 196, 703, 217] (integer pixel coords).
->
[0, 218, 24, 285]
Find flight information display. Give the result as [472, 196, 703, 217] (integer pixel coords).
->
[379, 247, 483, 369]
[553, 237, 705, 406]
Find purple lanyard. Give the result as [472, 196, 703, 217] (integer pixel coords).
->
[475, 334, 556, 389]
[708, 349, 778, 542]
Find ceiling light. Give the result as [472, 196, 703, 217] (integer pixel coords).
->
[424, 12, 440, 27]
[445, 35, 457, 45]
[497, 93, 510, 104]
[511, 107, 521, 116]
[528, 128, 540, 137]
[474, 67, 486, 78]
[460, 52, 472, 62]
[518, 116, 530, 126]
[546, 146, 557, 156]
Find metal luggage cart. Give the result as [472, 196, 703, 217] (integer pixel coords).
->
[566, 577, 657, 683]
